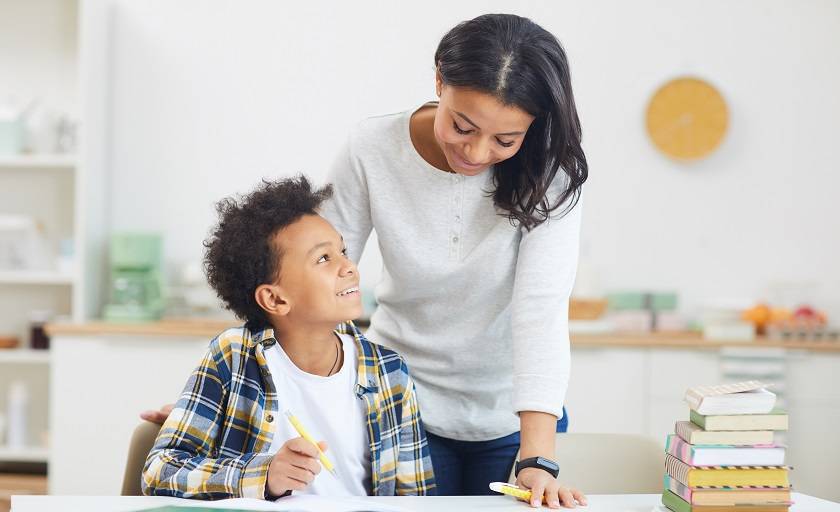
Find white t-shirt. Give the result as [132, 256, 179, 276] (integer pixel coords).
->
[266, 333, 371, 496]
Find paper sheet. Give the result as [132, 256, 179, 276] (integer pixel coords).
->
[159, 495, 411, 512]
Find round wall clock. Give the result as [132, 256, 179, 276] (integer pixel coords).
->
[645, 77, 728, 160]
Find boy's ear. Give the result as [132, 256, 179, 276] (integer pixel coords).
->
[255, 284, 290, 317]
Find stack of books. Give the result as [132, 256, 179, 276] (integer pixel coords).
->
[662, 381, 792, 512]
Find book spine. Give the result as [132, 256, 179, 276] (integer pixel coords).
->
[665, 453, 692, 486]
[684, 389, 703, 411]
[675, 421, 694, 444]
[689, 409, 707, 429]
[662, 490, 691, 512]
[665, 475, 693, 503]
[666, 434, 696, 465]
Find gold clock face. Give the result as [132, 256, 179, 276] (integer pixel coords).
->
[646, 77, 728, 160]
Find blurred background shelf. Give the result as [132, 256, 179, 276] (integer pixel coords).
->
[0, 447, 49, 465]
[0, 155, 76, 170]
[0, 271, 75, 286]
[0, 350, 50, 365]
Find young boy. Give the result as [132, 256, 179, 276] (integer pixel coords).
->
[142, 176, 435, 499]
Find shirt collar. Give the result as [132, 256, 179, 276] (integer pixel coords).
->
[249, 321, 378, 395]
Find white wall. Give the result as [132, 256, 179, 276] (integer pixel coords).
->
[0, 0, 78, 116]
[104, 0, 840, 321]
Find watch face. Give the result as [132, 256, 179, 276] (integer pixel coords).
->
[537, 457, 559, 471]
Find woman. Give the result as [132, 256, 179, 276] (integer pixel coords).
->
[146, 13, 587, 508]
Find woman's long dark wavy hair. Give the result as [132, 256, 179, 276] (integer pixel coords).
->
[435, 14, 588, 231]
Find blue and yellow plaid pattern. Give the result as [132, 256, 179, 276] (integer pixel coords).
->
[142, 321, 435, 499]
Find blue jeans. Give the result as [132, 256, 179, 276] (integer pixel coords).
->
[426, 407, 569, 496]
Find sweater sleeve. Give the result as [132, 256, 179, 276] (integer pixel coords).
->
[510, 191, 583, 418]
[320, 132, 373, 265]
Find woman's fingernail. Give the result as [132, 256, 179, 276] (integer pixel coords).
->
[531, 499, 539, 507]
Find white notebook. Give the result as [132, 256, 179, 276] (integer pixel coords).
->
[685, 381, 776, 415]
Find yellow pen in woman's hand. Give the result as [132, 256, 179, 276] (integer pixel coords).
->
[489, 482, 548, 505]
[284, 410, 338, 477]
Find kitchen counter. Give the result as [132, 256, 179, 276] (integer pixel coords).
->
[44, 318, 840, 499]
[46, 319, 840, 351]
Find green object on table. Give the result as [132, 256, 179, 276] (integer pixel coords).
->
[103, 233, 165, 322]
[607, 292, 646, 310]
[607, 291, 678, 312]
[650, 292, 678, 311]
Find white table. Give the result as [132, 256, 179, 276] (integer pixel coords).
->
[11, 493, 840, 512]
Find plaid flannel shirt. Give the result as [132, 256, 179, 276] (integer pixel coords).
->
[142, 321, 435, 499]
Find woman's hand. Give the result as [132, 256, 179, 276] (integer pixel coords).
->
[140, 404, 174, 424]
[516, 467, 587, 509]
[266, 438, 328, 497]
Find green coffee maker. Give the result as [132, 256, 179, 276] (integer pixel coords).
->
[103, 233, 165, 322]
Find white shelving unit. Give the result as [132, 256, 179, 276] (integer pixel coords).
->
[0, 0, 88, 475]
[0, 0, 82, 334]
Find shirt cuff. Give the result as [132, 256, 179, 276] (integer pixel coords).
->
[512, 373, 568, 419]
[241, 452, 275, 500]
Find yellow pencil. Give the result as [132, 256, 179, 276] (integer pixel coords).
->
[284, 410, 337, 477]
[489, 482, 548, 504]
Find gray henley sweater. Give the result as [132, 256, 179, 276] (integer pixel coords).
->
[321, 109, 581, 441]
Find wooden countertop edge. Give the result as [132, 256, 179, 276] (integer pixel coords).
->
[570, 333, 840, 352]
[45, 320, 238, 338]
[44, 322, 840, 352]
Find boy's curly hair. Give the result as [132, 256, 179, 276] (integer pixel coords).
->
[204, 175, 333, 329]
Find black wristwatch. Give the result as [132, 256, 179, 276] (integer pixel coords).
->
[515, 456, 560, 478]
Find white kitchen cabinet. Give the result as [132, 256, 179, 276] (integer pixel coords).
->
[784, 351, 840, 499]
[564, 348, 647, 435]
[49, 334, 209, 495]
[566, 343, 840, 501]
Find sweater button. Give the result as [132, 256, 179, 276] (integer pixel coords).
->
[266, 414, 274, 423]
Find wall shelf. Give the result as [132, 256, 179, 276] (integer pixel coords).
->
[0, 446, 49, 464]
[0, 155, 76, 170]
[0, 271, 75, 286]
[0, 349, 50, 365]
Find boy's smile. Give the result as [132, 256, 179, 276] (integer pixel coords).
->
[336, 285, 360, 298]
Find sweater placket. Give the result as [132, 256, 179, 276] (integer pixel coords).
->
[448, 173, 464, 261]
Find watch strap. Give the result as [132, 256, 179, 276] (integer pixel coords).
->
[515, 456, 560, 478]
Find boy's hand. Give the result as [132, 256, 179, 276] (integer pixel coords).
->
[140, 403, 175, 425]
[517, 467, 587, 509]
[266, 437, 328, 497]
